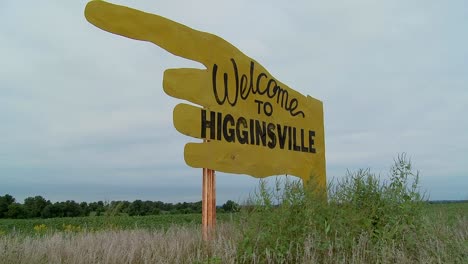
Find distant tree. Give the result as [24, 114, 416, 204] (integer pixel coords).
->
[1, 194, 211, 219]
[88, 201, 105, 216]
[0, 194, 15, 218]
[128, 200, 144, 216]
[119, 201, 131, 214]
[63, 200, 83, 217]
[191, 201, 202, 213]
[7, 203, 26, 219]
[161, 202, 174, 212]
[41, 204, 54, 218]
[222, 200, 240, 213]
[154, 201, 164, 211]
[142, 200, 159, 215]
[106, 201, 131, 216]
[52, 202, 66, 217]
[24, 196, 50, 218]
[80, 202, 90, 216]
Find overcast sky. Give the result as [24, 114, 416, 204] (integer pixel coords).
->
[1, 0, 467, 204]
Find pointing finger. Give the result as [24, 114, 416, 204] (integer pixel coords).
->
[163, 69, 215, 107]
[185, 141, 326, 186]
[184, 141, 302, 179]
[85, 0, 239, 65]
[172, 103, 203, 139]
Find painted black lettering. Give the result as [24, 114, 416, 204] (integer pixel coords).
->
[255, 72, 267, 95]
[216, 112, 222, 140]
[249, 119, 255, 144]
[300, 128, 309, 152]
[240, 61, 254, 100]
[254, 99, 263, 114]
[228, 59, 240, 106]
[264, 102, 273, 116]
[292, 127, 301, 151]
[236, 117, 249, 144]
[277, 125, 287, 149]
[248, 61, 255, 95]
[223, 114, 235, 142]
[309, 130, 316, 153]
[267, 123, 277, 149]
[274, 84, 288, 107]
[211, 60, 239, 106]
[201, 109, 216, 140]
[255, 120, 267, 146]
[288, 98, 305, 117]
[239, 74, 249, 100]
[212, 64, 226, 105]
[213, 59, 306, 118]
[267, 79, 279, 98]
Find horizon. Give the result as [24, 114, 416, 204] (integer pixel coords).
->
[2, 192, 468, 206]
[1, 0, 467, 204]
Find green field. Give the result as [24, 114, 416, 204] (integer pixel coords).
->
[0, 202, 466, 264]
[0, 213, 237, 235]
[0, 202, 465, 235]
[423, 202, 468, 222]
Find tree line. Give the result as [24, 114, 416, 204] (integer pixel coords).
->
[0, 194, 240, 219]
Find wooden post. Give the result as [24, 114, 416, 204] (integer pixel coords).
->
[202, 140, 216, 241]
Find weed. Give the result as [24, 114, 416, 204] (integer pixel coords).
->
[33, 224, 47, 235]
[238, 154, 431, 262]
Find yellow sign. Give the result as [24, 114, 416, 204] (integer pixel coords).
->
[85, 0, 326, 186]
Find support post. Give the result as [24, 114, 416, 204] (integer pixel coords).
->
[202, 146, 216, 241]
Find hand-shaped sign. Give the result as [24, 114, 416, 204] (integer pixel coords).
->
[85, 0, 326, 187]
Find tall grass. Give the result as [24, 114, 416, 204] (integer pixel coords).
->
[1, 155, 466, 263]
[0, 224, 239, 264]
[237, 154, 466, 263]
[0, 213, 465, 264]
